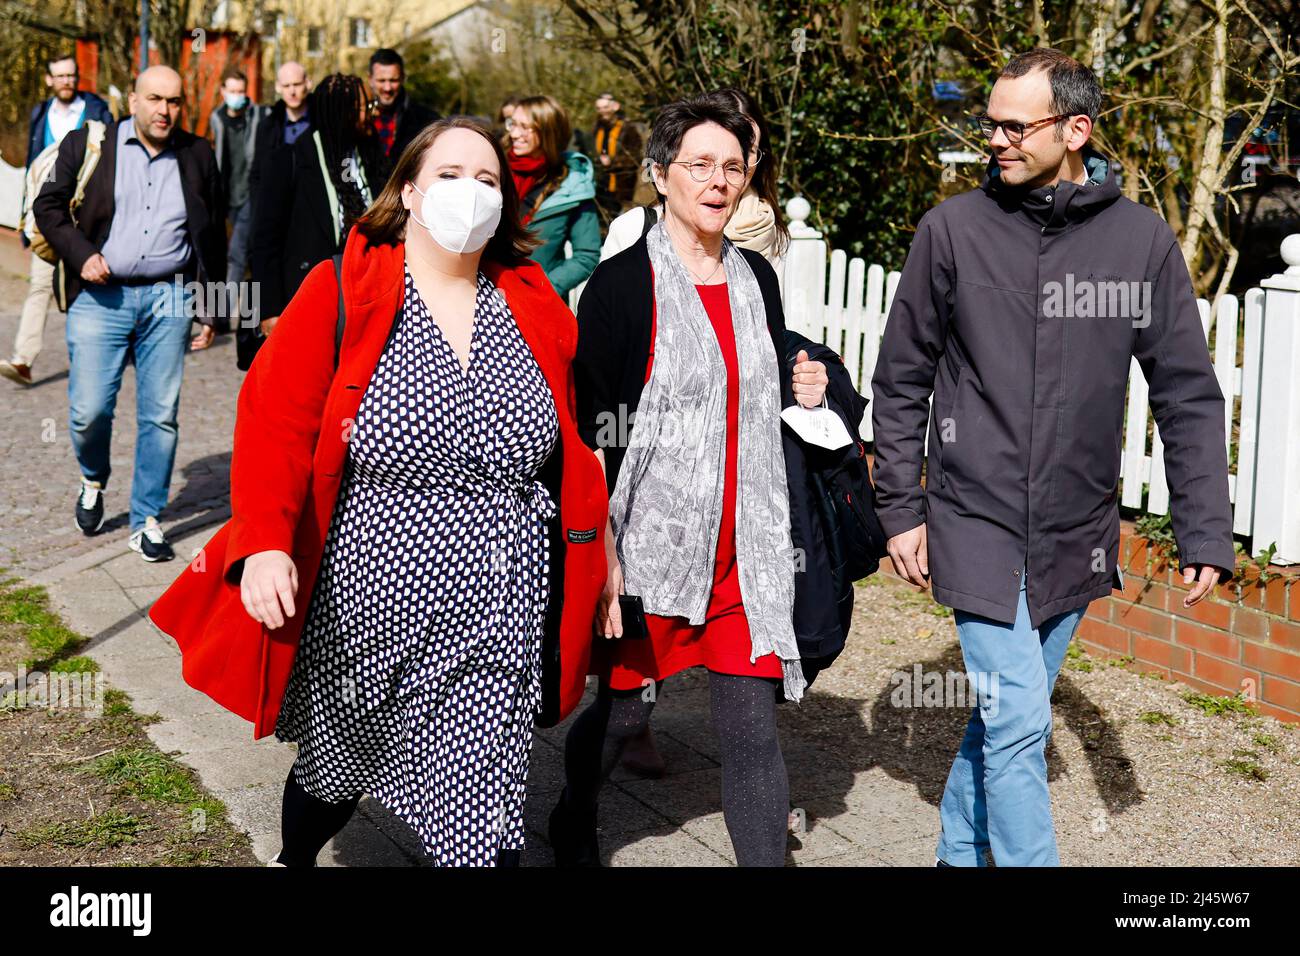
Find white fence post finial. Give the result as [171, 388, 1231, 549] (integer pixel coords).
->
[1252, 233, 1300, 564]
[781, 195, 827, 342]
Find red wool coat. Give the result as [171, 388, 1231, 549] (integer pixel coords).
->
[149, 229, 608, 739]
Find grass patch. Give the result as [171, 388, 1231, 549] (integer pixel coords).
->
[1181, 691, 1258, 718]
[0, 569, 257, 866]
[1222, 751, 1269, 782]
[1064, 641, 1094, 672]
[0, 575, 90, 669]
[1253, 732, 1281, 753]
[1139, 710, 1179, 727]
[49, 656, 99, 674]
[14, 809, 149, 850]
[84, 747, 202, 805]
[90, 689, 161, 741]
[891, 588, 953, 618]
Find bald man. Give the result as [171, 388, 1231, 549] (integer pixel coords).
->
[33, 64, 226, 562]
[242, 62, 312, 369]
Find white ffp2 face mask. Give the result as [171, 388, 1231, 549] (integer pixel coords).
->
[408, 177, 504, 255]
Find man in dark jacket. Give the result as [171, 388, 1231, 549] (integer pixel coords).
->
[0, 55, 113, 387]
[241, 61, 311, 369]
[871, 48, 1234, 867]
[248, 61, 311, 202]
[24, 57, 114, 169]
[207, 68, 267, 317]
[33, 65, 226, 563]
[591, 92, 644, 218]
[366, 48, 439, 187]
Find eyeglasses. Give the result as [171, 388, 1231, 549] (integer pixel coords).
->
[971, 113, 1071, 144]
[670, 159, 748, 187]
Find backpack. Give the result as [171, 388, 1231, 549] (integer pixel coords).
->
[811, 437, 890, 584]
[24, 119, 107, 264]
[638, 203, 658, 238]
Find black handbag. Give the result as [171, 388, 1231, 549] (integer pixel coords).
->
[811, 436, 890, 582]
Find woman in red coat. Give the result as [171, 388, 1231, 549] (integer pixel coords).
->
[149, 118, 607, 867]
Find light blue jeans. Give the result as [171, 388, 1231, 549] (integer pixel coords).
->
[936, 571, 1084, 866]
[65, 281, 192, 531]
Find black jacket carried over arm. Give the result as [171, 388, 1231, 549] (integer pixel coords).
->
[31, 118, 226, 314]
[574, 235, 867, 676]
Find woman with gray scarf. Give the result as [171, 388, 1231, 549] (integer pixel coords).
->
[551, 96, 829, 866]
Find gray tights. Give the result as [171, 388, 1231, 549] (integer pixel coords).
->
[562, 671, 789, 866]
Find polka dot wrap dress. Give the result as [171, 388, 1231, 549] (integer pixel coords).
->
[274, 265, 559, 866]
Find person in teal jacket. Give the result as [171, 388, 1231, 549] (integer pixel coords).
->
[506, 95, 602, 299]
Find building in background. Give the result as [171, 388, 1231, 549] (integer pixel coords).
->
[233, 0, 478, 76]
[59, 1, 482, 135]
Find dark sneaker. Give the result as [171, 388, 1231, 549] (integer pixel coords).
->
[128, 517, 174, 562]
[0, 360, 33, 386]
[75, 480, 105, 535]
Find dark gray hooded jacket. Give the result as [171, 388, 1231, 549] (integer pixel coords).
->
[871, 150, 1235, 627]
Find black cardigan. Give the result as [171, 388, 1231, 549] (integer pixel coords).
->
[573, 235, 869, 678]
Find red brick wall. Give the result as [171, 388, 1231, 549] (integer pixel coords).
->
[1079, 522, 1300, 724]
[862, 452, 1299, 723]
[870, 517, 1300, 725]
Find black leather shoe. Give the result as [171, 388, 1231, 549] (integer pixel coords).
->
[548, 791, 602, 867]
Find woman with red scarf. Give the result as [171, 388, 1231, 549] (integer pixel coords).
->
[504, 95, 602, 300]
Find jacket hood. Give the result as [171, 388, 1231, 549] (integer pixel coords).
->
[533, 151, 596, 219]
[982, 146, 1120, 231]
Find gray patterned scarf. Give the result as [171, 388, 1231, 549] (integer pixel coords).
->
[608, 221, 805, 702]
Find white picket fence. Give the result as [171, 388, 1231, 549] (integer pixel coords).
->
[777, 197, 1300, 565]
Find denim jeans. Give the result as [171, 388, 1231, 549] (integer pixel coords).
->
[227, 200, 253, 284]
[65, 281, 193, 531]
[936, 571, 1084, 866]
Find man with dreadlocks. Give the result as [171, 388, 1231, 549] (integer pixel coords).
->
[248, 73, 382, 364]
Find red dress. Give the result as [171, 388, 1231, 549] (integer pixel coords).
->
[607, 282, 783, 690]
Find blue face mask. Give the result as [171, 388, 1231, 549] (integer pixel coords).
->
[223, 92, 248, 111]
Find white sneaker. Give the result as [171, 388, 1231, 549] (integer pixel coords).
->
[74, 479, 105, 535]
[128, 516, 175, 562]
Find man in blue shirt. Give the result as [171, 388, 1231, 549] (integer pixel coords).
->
[33, 65, 226, 562]
[0, 55, 111, 387]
